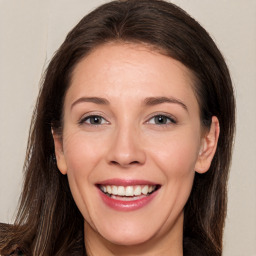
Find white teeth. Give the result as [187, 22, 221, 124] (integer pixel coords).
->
[100, 185, 156, 197]
[112, 186, 118, 195]
[134, 186, 141, 196]
[142, 185, 149, 195]
[107, 185, 111, 194]
[117, 186, 125, 196]
[102, 186, 107, 193]
[126, 186, 133, 196]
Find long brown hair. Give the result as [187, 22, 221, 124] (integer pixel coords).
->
[0, 0, 235, 255]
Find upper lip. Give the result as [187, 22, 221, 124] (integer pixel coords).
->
[96, 179, 159, 186]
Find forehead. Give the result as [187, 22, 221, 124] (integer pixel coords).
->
[66, 42, 199, 111]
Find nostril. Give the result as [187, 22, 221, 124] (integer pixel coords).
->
[109, 160, 140, 166]
[110, 161, 119, 165]
[130, 161, 140, 165]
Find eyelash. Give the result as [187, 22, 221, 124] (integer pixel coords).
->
[146, 114, 177, 126]
[78, 113, 177, 126]
[78, 115, 109, 126]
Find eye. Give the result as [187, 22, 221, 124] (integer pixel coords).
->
[147, 115, 176, 125]
[80, 115, 108, 125]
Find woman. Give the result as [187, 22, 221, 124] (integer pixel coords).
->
[0, 0, 235, 255]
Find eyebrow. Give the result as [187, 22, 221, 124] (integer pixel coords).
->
[71, 96, 188, 111]
[144, 96, 188, 111]
[71, 97, 110, 109]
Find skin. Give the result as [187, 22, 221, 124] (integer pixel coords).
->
[53, 42, 219, 256]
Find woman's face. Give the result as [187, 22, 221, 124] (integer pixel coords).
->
[53, 43, 218, 251]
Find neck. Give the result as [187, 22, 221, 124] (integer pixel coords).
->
[84, 212, 184, 256]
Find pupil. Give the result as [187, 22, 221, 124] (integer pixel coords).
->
[155, 115, 166, 124]
[91, 116, 101, 124]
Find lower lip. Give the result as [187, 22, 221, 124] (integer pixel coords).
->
[98, 189, 158, 211]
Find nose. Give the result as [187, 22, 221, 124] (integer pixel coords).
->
[106, 125, 146, 168]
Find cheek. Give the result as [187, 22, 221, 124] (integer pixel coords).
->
[143, 130, 200, 231]
[61, 131, 107, 222]
[149, 130, 200, 178]
[62, 131, 106, 175]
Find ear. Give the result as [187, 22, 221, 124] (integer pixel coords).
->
[195, 116, 220, 174]
[52, 128, 68, 175]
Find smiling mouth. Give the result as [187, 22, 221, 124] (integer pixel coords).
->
[98, 184, 160, 200]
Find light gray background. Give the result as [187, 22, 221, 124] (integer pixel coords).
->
[0, 1, 255, 255]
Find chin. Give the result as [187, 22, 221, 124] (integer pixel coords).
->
[104, 231, 154, 247]
[117, 229, 153, 245]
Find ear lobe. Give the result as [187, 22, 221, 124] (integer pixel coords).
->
[52, 129, 68, 175]
[195, 116, 220, 174]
